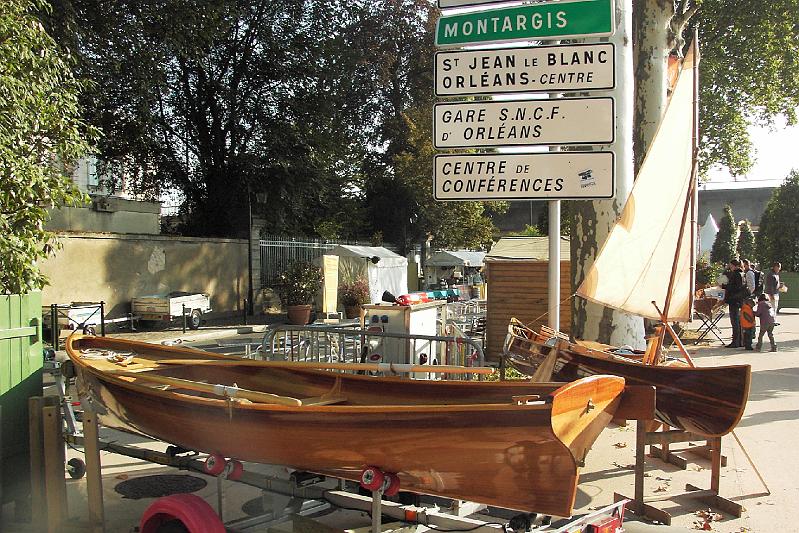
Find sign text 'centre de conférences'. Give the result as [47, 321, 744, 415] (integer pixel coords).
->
[434, 152, 614, 201]
[435, 43, 615, 96]
[434, 97, 614, 149]
[435, 0, 614, 47]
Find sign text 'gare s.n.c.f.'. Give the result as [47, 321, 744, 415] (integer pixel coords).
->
[434, 152, 615, 201]
[435, 43, 615, 96]
[434, 97, 614, 149]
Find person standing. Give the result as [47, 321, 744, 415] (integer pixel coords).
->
[764, 262, 782, 313]
[722, 259, 745, 348]
[754, 293, 778, 352]
[742, 259, 756, 296]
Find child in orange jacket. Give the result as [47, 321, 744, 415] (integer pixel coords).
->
[740, 297, 756, 351]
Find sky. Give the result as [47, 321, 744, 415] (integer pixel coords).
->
[702, 115, 799, 190]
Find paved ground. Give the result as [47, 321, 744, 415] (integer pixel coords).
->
[2, 309, 796, 532]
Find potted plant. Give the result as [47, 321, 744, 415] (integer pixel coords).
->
[276, 261, 323, 325]
[339, 277, 370, 319]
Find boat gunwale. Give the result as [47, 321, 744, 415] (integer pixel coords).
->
[68, 334, 563, 414]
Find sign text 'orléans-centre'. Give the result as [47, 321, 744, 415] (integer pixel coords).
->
[435, 43, 615, 96]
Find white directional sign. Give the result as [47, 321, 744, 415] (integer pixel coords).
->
[434, 97, 614, 149]
[434, 152, 614, 201]
[435, 43, 615, 96]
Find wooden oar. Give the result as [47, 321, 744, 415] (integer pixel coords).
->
[113, 371, 302, 406]
[154, 358, 496, 375]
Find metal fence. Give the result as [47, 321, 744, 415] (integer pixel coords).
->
[259, 235, 399, 286]
[258, 324, 486, 380]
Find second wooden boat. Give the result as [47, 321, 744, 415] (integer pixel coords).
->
[504, 320, 750, 437]
[67, 334, 627, 517]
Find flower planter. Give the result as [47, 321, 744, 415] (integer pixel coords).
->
[286, 305, 312, 325]
[344, 305, 361, 319]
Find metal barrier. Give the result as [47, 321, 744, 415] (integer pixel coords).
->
[259, 324, 486, 380]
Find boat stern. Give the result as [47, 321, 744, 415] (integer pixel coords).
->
[549, 375, 625, 466]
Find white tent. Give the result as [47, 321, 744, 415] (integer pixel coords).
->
[699, 213, 719, 259]
[426, 250, 486, 268]
[325, 245, 408, 303]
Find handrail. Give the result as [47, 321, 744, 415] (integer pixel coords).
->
[260, 324, 486, 379]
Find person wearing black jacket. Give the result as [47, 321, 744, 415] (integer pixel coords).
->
[722, 259, 746, 348]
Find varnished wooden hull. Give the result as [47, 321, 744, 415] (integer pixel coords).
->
[67, 335, 625, 516]
[504, 328, 750, 437]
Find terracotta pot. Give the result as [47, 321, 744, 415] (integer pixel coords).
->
[344, 305, 361, 319]
[286, 304, 312, 325]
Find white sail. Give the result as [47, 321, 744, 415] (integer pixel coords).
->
[576, 45, 697, 322]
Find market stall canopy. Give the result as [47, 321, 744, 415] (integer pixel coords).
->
[324, 245, 408, 303]
[698, 213, 719, 259]
[485, 237, 570, 262]
[427, 250, 486, 268]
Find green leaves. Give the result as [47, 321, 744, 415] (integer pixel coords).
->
[1, 0, 94, 294]
[710, 204, 739, 264]
[756, 170, 799, 270]
[693, 0, 799, 175]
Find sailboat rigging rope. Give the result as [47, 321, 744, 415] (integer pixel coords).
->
[519, 293, 578, 331]
[731, 429, 771, 495]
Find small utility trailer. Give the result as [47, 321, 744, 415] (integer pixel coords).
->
[131, 291, 211, 330]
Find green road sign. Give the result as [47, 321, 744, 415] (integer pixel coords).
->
[435, 0, 614, 48]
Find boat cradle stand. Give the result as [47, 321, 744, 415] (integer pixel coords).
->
[613, 423, 743, 525]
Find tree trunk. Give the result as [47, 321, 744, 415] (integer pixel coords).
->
[633, 0, 674, 172]
[571, 0, 646, 349]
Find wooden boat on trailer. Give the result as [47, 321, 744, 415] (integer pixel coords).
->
[504, 320, 750, 437]
[67, 334, 632, 517]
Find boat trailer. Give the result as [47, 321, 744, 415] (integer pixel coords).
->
[33, 363, 631, 533]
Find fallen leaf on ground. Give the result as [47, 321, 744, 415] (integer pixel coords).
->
[613, 442, 627, 448]
[655, 476, 672, 481]
[654, 485, 668, 493]
[115, 473, 128, 480]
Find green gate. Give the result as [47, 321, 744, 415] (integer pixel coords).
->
[778, 271, 799, 311]
[0, 291, 43, 508]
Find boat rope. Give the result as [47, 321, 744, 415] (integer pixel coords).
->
[731, 429, 771, 495]
[519, 293, 578, 330]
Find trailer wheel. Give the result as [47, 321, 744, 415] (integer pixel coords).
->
[225, 460, 244, 481]
[67, 458, 86, 479]
[203, 454, 226, 476]
[139, 493, 224, 533]
[360, 466, 384, 492]
[384, 473, 400, 496]
[188, 310, 202, 330]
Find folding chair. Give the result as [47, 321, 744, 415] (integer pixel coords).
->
[693, 296, 726, 345]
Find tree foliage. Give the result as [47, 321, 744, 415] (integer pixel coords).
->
[0, 0, 93, 294]
[691, 1, 799, 176]
[48, 0, 375, 238]
[736, 220, 756, 261]
[756, 170, 799, 270]
[710, 204, 738, 264]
